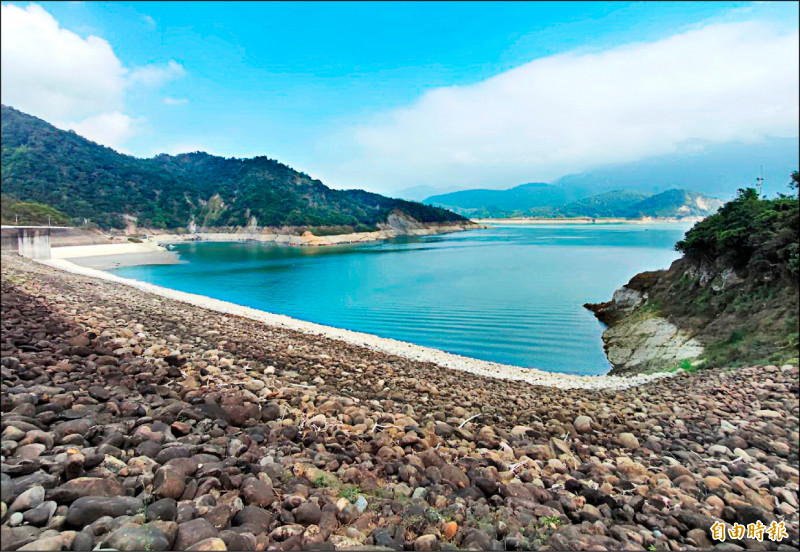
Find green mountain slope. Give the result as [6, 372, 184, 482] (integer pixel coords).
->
[559, 190, 650, 218]
[560, 189, 724, 218]
[0, 105, 467, 230]
[0, 196, 71, 226]
[627, 189, 724, 218]
[424, 183, 591, 217]
[425, 182, 723, 219]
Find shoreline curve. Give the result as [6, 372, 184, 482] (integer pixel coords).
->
[39, 257, 674, 391]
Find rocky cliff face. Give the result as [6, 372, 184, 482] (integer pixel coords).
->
[586, 285, 704, 375]
[587, 254, 799, 375]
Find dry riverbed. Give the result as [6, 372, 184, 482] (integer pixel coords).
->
[1, 254, 798, 551]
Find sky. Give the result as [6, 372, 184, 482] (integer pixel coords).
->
[1, 1, 798, 195]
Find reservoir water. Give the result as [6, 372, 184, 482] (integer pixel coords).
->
[110, 223, 691, 375]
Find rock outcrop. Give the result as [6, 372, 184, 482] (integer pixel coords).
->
[587, 249, 799, 375]
[586, 278, 704, 375]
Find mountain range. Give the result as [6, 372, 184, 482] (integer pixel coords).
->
[396, 135, 798, 202]
[0, 105, 466, 231]
[424, 183, 724, 219]
[554, 137, 799, 199]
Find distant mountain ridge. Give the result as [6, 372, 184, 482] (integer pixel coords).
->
[424, 184, 724, 219]
[555, 137, 799, 198]
[414, 135, 798, 205]
[425, 183, 591, 217]
[0, 105, 467, 231]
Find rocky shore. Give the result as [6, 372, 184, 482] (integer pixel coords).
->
[57, 219, 478, 270]
[41, 257, 672, 391]
[148, 217, 477, 249]
[1, 254, 798, 551]
[585, 284, 705, 376]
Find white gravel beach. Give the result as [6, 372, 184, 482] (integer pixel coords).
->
[50, 241, 182, 270]
[49, 241, 167, 258]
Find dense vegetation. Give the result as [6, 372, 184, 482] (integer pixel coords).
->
[0, 195, 71, 226]
[553, 189, 649, 218]
[425, 183, 588, 217]
[676, 177, 799, 278]
[630, 174, 799, 368]
[0, 105, 466, 231]
[425, 184, 723, 219]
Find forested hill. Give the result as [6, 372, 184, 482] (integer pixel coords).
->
[588, 176, 799, 371]
[425, 184, 723, 219]
[0, 105, 467, 230]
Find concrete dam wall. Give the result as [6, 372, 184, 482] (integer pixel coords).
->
[1, 227, 112, 258]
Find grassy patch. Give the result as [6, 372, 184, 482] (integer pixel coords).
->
[339, 484, 361, 502]
[540, 515, 562, 528]
[639, 299, 663, 315]
[2, 274, 21, 285]
[312, 475, 329, 488]
[667, 358, 702, 374]
[697, 327, 797, 368]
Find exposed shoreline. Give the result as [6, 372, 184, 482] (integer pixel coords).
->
[54, 222, 476, 270]
[60, 251, 184, 270]
[51, 241, 182, 270]
[473, 216, 701, 225]
[3, 254, 797, 552]
[147, 221, 476, 247]
[40, 256, 672, 390]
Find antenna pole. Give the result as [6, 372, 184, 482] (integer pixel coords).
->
[756, 165, 764, 197]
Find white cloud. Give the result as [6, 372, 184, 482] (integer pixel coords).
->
[328, 20, 799, 192]
[130, 60, 185, 87]
[164, 96, 189, 106]
[59, 111, 139, 154]
[1, 3, 125, 121]
[0, 3, 185, 153]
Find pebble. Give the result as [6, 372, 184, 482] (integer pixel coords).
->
[0, 254, 797, 551]
[574, 415, 593, 433]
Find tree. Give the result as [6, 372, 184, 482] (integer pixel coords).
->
[675, 176, 799, 278]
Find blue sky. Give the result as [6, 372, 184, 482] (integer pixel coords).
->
[1, 1, 798, 194]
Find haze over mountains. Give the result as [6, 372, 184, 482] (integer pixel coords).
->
[0, 106, 466, 231]
[397, 136, 798, 210]
[554, 137, 799, 199]
[414, 135, 798, 219]
[424, 184, 724, 219]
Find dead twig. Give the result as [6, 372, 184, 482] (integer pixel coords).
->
[459, 414, 481, 428]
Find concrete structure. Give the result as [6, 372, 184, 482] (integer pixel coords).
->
[2, 226, 111, 256]
[1, 226, 62, 259]
[18, 227, 52, 259]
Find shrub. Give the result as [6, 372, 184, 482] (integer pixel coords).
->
[676, 180, 799, 280]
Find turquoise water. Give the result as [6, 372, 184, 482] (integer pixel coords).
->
[111, 224, 690, 375]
